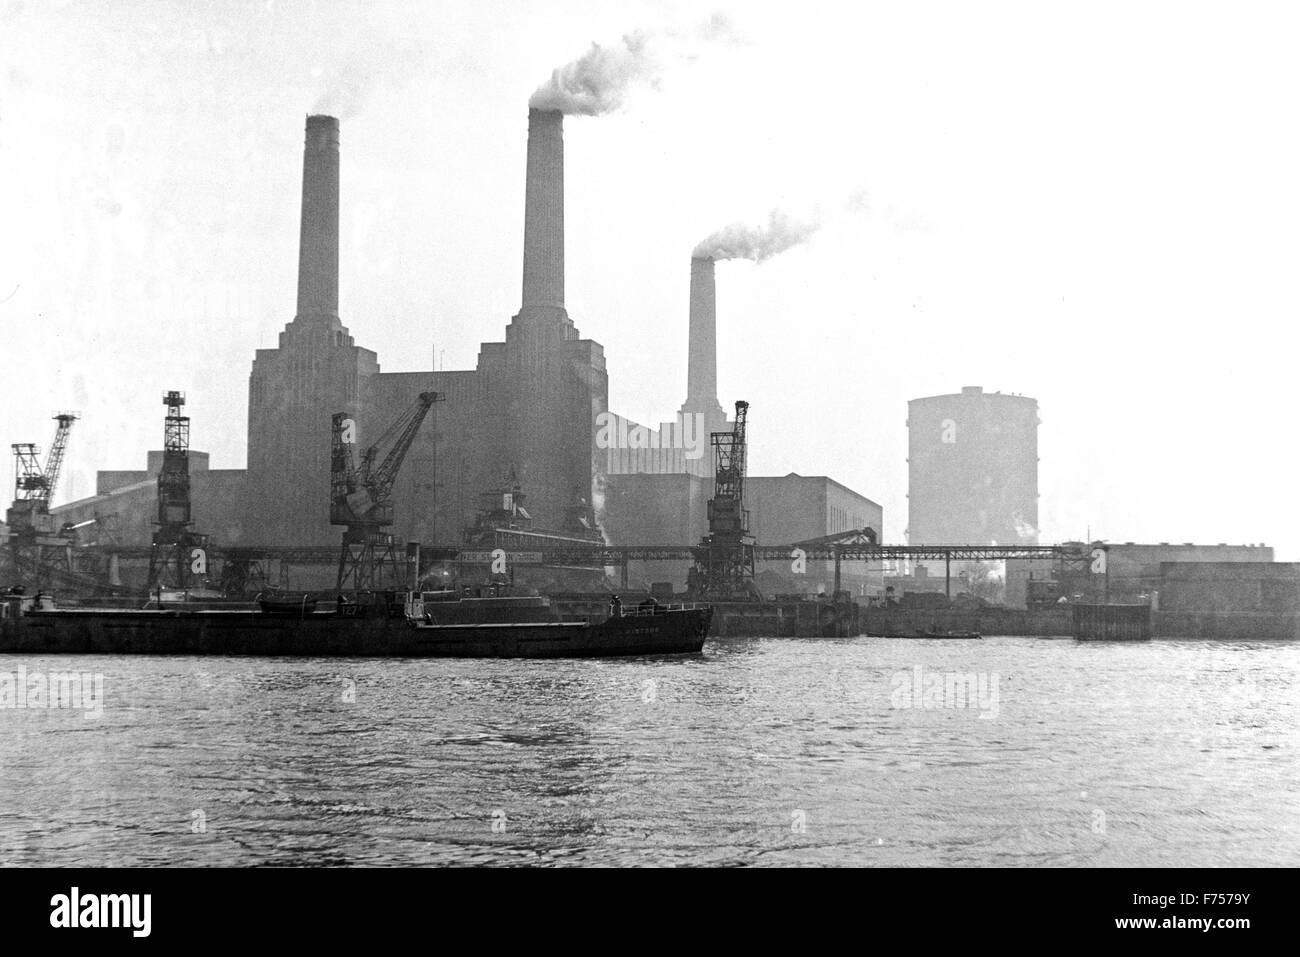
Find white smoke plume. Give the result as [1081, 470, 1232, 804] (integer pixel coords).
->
[529, 29, 660, 116]
[693, 209, 822, 263]
[529, 12, 741, 116]
[1013, 513, 1040, 542]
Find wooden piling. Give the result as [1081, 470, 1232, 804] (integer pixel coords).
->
[1072, 602, 1151, 641]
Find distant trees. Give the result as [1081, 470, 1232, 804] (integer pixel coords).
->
[958, 562, 1005, 605]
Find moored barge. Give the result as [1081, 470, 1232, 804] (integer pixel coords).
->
[0, 592, 712, 658]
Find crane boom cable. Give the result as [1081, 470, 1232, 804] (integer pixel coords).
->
[370, 392, 439, 498]
[331, 390, 444, 592]
[41, 413, 78, 507]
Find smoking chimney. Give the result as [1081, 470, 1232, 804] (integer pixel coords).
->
[296, 114, 340, 321]
[682, 256, 725, 419]
[520, 109, 565, 314]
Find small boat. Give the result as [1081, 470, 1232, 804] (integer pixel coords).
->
[154, 586, 228, 604]
[256, 593, 319, 617]
[871, 630, 983, 640]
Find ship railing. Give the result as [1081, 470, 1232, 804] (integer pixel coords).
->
[23, 596, 258, 611]
[619, 601, 705, 617]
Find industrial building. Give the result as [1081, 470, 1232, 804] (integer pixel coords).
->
[51, 111, 605, 580]
[904, 385, 1038, 604]
[246, 110, 606, 548]
[38, 109, 881, 593]
[747, 475, 883, 597]
[1102, 542, 1273, 602]
[599, 252, 882, 594]
[601, 256, 731, 480]
[1154, 561, 1300, 638]
[1001, 541, 1275, 610]
[907, 385, 1038, 545]
[603, 470, 882, 595]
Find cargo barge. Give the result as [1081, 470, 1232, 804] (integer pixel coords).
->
[0, 592, 712, 658]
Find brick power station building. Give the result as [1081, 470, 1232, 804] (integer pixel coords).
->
[57, 111, 605, 559]
[45, 109, 882, 594]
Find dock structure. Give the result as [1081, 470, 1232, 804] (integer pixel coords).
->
[1072, 602, 1151, 641]
[51, 539, 1091, 594]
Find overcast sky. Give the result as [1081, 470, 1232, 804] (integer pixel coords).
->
[2, 0, 1297, 556]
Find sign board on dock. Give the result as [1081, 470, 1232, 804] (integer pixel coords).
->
[455, 551, 544, 564]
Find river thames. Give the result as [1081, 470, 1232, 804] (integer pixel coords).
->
[1, 635, 1296, 866]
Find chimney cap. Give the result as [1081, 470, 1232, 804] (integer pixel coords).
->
[306, 114, 339, 125]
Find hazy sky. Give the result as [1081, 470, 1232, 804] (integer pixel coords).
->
[2, 1, 1297, 556]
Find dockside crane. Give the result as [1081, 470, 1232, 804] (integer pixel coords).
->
[5, 412, 78, 585]
[145, 391, 210, 597]
[689, 399, 760, 601]
[7, 412, 78, 537]
[331, 391, 444, 591]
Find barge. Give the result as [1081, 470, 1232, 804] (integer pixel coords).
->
[0, 591, 712, 659]
[872, 630, 983, 640]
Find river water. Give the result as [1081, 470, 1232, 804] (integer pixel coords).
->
[0, 635, 1296, 867]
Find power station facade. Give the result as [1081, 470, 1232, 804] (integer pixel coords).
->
[38, 108, 882, 594]
[64, 111, 609, 555]
[907, 386, 1039, 545]
[7, 101, 1289, 633]
[245, 109, 606, 547]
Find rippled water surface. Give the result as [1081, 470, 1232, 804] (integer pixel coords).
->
[1, 635, 1296, 866]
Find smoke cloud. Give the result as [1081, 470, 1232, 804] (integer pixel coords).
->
[529, 12, 741, 116]
[1013, 514, 1040, 542]
[693, 209, 822, 263]
[529, 30, 659, 116]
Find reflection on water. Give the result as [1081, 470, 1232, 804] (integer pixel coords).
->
[0, 635, 1296, 866]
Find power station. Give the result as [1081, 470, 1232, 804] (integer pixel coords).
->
[245, 110, 607, 550]
[22, 108, 880, 597]
[17, 107, 1272, 627]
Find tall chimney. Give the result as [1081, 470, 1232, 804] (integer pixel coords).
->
[520, 109, 565, 313]
[682, 256, 725, 418]
[296, 114, 340, 321]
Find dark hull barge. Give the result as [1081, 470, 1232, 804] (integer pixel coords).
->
[0, 593, 712, 659]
